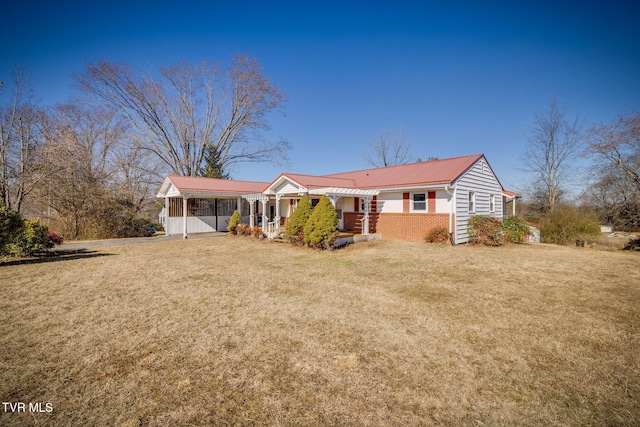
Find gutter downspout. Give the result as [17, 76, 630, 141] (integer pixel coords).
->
[444, 185, 456, 245]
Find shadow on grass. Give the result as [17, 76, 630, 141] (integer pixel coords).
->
[0, 249, 115, 267]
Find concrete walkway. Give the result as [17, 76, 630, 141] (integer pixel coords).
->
[58, 232, 226, 251]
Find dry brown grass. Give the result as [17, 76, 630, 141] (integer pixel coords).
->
[1, 237, 639, 426]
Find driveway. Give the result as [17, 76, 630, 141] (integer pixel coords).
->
[58, 232, 227, 251]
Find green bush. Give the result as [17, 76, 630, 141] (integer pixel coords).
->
[303, 195, 339, 249]
[538, 206, 600, 245]
[12, 219, 54, 257]
[227, 210, 241, 234]
[286, 195, 312, 243]
[425, 226, 450, 244]
[502, 216, 530, 244]
[1, 205, 64, 257]
[468, 215, 503, 246]
[1, 205, 24, 255]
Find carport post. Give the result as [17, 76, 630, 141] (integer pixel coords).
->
[182, 195, 188, 239]
[249, 200, 255, 228]
[165, 196, 170, 236]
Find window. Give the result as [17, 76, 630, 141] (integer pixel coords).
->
[169, 198, 217, 217]
[413, 193, 426, 211]
[217, 199, 236, 216]
[490, 194, 496, 213]
[468, 191, 476, 213]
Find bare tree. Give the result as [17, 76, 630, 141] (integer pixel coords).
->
[585, 110, 640, 229]
[40, 104, 125, 238]
[587, 111, 640, 193]
[73, 54, 289, 177]
[363, 128, 414, 167]
[520, 97, 585, 212]
[0, 66, 47, 212]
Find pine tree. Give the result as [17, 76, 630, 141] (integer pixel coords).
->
[286, 195, 312, 242]
[200, 145, 231, 179]
[303, 195, 339, 249]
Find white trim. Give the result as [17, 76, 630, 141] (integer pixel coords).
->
[308, 187, 379, 198]
[410, 192, 427, 212]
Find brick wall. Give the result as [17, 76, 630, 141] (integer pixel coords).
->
[376, 213, 451, 242]
[343, 212, 452, 242]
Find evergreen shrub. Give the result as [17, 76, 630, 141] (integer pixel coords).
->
[227, 210, 241, 234]
[286, 195, 312, 243]
[303, 195, 339, 249]
[1, 205, 24, 255]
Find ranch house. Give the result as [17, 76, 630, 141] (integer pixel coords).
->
[156, 153, 518, 244]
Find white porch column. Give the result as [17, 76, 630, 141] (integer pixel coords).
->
[249, 201, 255, 228]
[512, 197, 516, 215]
[165, 196, 170, 236]
[275, 194, 282, 235]
[261, 198, 268, 233]
[182, 195, 188, 239]
[237, 197, 242, 215]
[362, 196, 371, 235]
[328, 194, 340, 207]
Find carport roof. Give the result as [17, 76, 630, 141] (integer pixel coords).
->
[157, 175, 269, 198]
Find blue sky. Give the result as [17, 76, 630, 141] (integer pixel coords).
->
[2, 0, 639, 192]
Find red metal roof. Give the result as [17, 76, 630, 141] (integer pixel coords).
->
[324, 154, 484, 189]
[166, 175, 269, 194]
[272, 173, 357, 189]
[158, 154, 517, 197]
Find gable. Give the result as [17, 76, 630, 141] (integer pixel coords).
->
[453, 156, 503, 191]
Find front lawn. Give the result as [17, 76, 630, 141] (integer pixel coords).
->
[1, 238, 638, 425]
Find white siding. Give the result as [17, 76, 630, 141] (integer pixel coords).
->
[342, 197, 355, 213]
[167, 216, 222, 235]
[275, 181, 301, 194]
[377, 192, 403, 213]
[454, 158, 504, 243]
[436, 191, 452, 213]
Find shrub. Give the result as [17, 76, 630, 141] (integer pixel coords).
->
[1, 205, 24, 255]
[286, 195, 312, 243]
[227, 210, 241, 234]
[303, 195, 339, 249]
[425, 227, 450, 244]
[236, 223, 251, 236]
[468, 215, 503, 246]
[12, 219, 54, 257]
[115, 217, 155, 238]
[1, 205, 65, 257]
[623, 238, 640, 251]
[537, 206, 600, 245]
[252, 226, 265, 240]
[47, 231, 64, 246]
[501, 215, 529, 244]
